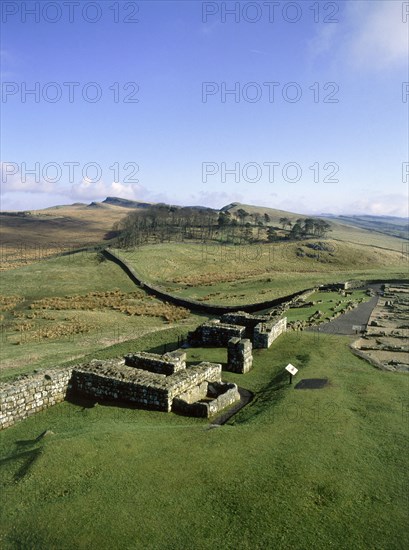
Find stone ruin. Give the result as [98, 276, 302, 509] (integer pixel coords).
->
[351, 283, 409, 373]
[188, 312, 287, 352]
[221, 312, 271, 338]
[227, 337, 253, 374]
[124, 350, 186, 375]
[188, 320, 245, 346]
[71, 350, 240, 417]
[173, 381, 239, 418]
[253, 317, 287, 349]
[1, 349, 243, 430]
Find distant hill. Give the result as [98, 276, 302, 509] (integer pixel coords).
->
[324, 214, 409, 240]
[1, 197, 407, 258]
[102, 196, 152, 208]
[221, 202, 304, 221]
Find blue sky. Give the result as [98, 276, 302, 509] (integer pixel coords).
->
[1, 0, 408, 216]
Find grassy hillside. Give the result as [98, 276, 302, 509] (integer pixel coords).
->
[327, 214, 409, 240]
[0, 201, 135, 270]
[225, 203, 407, 252]
[0, 253, 198, 378]
[115, 238, 407, 306]
[0, 331, 408, 549]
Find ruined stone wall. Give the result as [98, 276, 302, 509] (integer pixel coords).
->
[175, 381, 209, 404]
[207, 382, 240, 416]
[125, 350, 186, 375]
[71, 359, 222, 412]
[221, 312, 270, 337]
[253, 317, 287, 349]
[172, 382, 240, 418]
[188, 320, 245, 347]
[0, 368, 73, 430]
[227, 338, 253, 373]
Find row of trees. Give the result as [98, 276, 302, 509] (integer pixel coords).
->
[114, 204, 219, 247]
[113, 204, 332, 247]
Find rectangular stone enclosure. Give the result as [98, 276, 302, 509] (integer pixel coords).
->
[189, 316, 287, 350]
[125, 350, 186, 375]
[188, 320, 245, 347]
[71, 359, 222, 412]
[253, 317, 287, 349]
[172, 381, 240, 418]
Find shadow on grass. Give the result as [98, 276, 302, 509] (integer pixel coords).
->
[231, 369, 292, 425]
[65, 392, 98, 409]
[146, 338, 186, 355]
[0, 447, 43, 481]
[65, 392, 163, 414]
[231, 351, 312, 425]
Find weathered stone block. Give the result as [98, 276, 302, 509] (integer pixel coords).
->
[226, 338, 253, 373]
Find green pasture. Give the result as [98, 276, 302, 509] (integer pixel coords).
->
[0, 253, 199, 378]
[114, 240, 406, 305]
[0, 332, 408, 549]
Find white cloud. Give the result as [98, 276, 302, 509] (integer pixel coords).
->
[344, 193, 409, 217]
[70, 178, 145, 201]
[0, 162, 56, 194]
[308, 1, 408, 71]
[308, 24, 338, 61]
[347, 1, 408, 68]
[0, 162, 151, 206]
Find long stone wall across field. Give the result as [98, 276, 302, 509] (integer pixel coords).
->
[0, 368, 73, 430]
[102, 248, 317, 314]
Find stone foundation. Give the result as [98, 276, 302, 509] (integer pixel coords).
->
[188, 320, 245, 347]
[125, 350, 186, 375]
[221, 311, 270, 338]
[226, 338, 253, 373]
[253, 317, 287, 348]
[71, 359, 222, 412]
[172, 381, 240, 418]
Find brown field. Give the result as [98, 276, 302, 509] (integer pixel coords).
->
[0, 201, 135, 270]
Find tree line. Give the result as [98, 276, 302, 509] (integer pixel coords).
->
[113, 204, 331, 248]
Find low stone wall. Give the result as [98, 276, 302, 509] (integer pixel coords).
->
[221, 312, 270, 337]
[174, 381, 209, 404]
[172, 382, 240, 418]
[125, 350, 186, 375]
[71, 359, 222, 412]
[227, 338, 253, 373]
[0, 367, 73, 430]
[188, 320, 245, 347]
[253, 317, 287, 348]
[320, 280, 363, 291]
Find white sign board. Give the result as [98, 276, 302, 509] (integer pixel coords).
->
[285, 364, 298, 376]
[352, 325, 362, 331]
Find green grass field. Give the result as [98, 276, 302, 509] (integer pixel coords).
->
[0, 252, 199, 379]
[0, 331, 408, 549]
[0, 211, 408, 548]
[115, 239, 407, 305]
